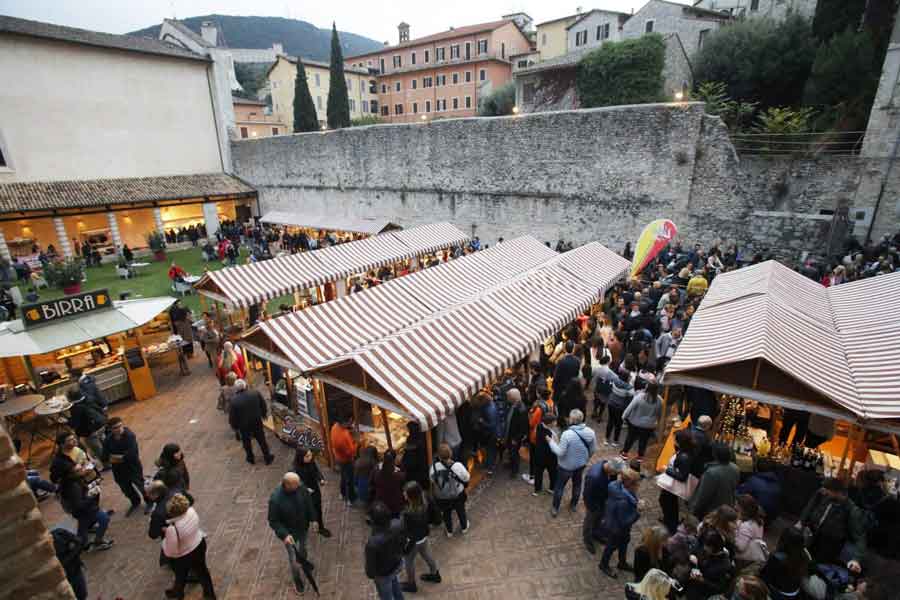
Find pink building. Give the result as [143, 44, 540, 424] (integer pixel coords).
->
[346, 18, 533, 123]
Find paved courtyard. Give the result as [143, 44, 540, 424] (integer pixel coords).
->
[36, 353, 663, 600]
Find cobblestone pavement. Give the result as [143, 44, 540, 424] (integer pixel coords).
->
[36, 355, 664, 600]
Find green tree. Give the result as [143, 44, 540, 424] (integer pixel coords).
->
[326, 22, 351, 129]
[477, 82, 516, 116]
[803, 28, 877, 130]
[576, 34, 666, 108]
[693, 82, 758, 132]
[293, 59, 320, 132]
[812, 0, 867, 43]
[693, 15, 816, 109]
[754, 107, 815, 135]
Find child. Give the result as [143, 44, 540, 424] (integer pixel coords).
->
[400, 481, 441, 593]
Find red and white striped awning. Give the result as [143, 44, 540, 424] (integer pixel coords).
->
[664, 262, 900, 427]
[254, 236, 558, 373]
[194, 222, 468, 308]
[315, 242, 630, 428]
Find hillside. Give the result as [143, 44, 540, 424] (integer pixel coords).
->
[130, 14, 383, 62]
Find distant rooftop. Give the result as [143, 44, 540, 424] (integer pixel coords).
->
[345, 19, 515, 59]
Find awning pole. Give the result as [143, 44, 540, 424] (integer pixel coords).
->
[658, 385, 670, 438]
[752, 358, 762, 390]
[426, 428, 434, 493]
[838, 424, 855, 479]
[352, 397, 361, 438]
[381, 406, 394, 452]
[314, 379, 333, 468]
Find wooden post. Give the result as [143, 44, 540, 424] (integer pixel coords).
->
[657, 385, 670, 438]
[199, 293, 207, 313]
[22, 356, 38, 389]
[752, 358, 762, 390]
[847, 427, 865, 480]
[284, 370, 295, 411]
[891, 434, 900, 457]
[838, 424, 855, 479]
[314, 379, 333, 468]
[352, 397, 361, 437]
[265, 359, 274, 396]
[425, 427, 434, 466]
[380, 406, 393, 451]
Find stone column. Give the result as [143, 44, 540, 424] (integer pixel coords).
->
[202, 202, 220, 240]
[0, 230, 11, 263]
[106, 211, 122, 251]
[153, 207, 165, 236]
[52, 217, 72, 258]
[0, 424, 77, 599]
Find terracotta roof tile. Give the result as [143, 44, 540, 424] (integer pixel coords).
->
[0, 173, 255, 213]
[346, 19, 513, 59]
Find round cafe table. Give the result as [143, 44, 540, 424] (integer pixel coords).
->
[0, 394, 46, 465]
[34, 398, 73, 459]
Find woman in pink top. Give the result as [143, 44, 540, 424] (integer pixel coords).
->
[162, 494, 216, 599]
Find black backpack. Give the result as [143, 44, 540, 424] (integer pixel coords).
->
[51, 527, 84, 572]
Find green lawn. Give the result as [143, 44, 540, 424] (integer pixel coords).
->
[26, 247, 241, 314]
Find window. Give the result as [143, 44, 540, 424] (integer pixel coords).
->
[479, 69, 486, 81]
[272, 81, 278, 89]
[412, 102, 418, 114]
[412, 78, 418, 90]
[395, 81, 401, 92]
[425, 100, 431, 112]
[435, 47, 446, 61]
[452, 72, 459, 85]
[346, 78, 351, 90]
[371, 100, 378, 114]
[424, 49, 430, 63]
[477, 39, 488, 54]
[349, 99, 356, 111]
[380, 58, 385, 73]
[240, 127, 248, 138]
[393, 55, 402, 68]
[423, 76, 433, 88]
[517, 59, 528, 68]
[575, 30, 587, 46]
[317, 96, 323, 109]
[412, 52, 416, 65]
[436, 98, 446, 112]
[465, 96, 472, 109]
[597, 23, 610, 41]
[315, 73, 321, 87]
[450, 44, 460, 59]
[750, 0, 760, 9]
[698, 29, 710, 50]
[501, 43, 505, 59]
[541, 33, 547, 46]
[452, 97, 459, 110]
[465, 71, 472, 83]
[272, 127, 279, 135]
[465, 42, 471, 60]
[382, 105, 389, 116]
[645, 20, 654, 33]
[394, 104, 403, 115]
[360, 80, 365, 92]
[436, 74, 446, 87]
[381, 83, 386, 93]
[362, 100, 369, 113]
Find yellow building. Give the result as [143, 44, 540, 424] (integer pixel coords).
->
[535, 12, 582, 60]
[268, 55, 376, 131]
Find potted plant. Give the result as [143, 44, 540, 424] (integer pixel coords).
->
[146, 231, 167, 262]
[44, 258, 85, 295]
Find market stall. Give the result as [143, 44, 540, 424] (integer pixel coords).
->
[259, 211, 401, 241]
[659, 263, 900, 493]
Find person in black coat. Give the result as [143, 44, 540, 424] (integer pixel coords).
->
[365, 501, 408, 598]
[532, 412, 559, 494]
[505, 389, 530, 479]
[401, 422, 429, 490]
[660, 429, 695, 534]
[101, 417, 150, 516]
[293, 446, 331, 537]
[52, 527, 87, 600]
[229, 379, 274, 465]
[66, 389, 107, 470]
[155, 443, 190, 492]
[49, 433, 114, 551]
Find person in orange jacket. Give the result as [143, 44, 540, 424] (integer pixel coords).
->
[525, 387, 554, 486]
[330, 418, 358, 505]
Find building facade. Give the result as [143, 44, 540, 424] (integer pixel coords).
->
[344, 18, 532, 123]
[233, 96, 285, 139]
[535, 13, 582, 61]
[268, 55, 375, 131]
[565, 9, 630, 54]
[622, 0, 731, 55]
[692, 0, 818, 20]
[0, 16, 255, 260]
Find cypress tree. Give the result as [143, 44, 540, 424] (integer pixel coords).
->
[326, 22, 351, 129]
[293, 59, 319, 132]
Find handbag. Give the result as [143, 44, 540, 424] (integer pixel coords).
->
[655, 457, 698, 500]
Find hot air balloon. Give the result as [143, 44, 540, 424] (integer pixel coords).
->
[630, 219, 678, 278]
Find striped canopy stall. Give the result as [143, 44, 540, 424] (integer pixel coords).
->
[312, 243, 630, 428]
[663, 263, 900, 432]
[241, 236, 559, 373]
[194, 222, 468, 308]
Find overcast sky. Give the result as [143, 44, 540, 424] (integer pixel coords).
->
[0, 0, 692, 42]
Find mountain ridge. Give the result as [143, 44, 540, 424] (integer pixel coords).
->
[130, 14, 384, 62]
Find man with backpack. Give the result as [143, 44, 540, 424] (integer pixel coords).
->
[798, 477, 866, 574]
[52, 527, 87, 599]
[547, 409, 597, 517]
[365, 500, 410, 600]
[429, 443, 471, 537]
[66, 388, 107, 471]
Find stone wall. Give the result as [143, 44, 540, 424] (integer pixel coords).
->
[0, 425, 75, 599]
[233, 102, 893, 262]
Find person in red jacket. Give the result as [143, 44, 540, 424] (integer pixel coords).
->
[216, 341, 246, 383]
[167, 262, 186, 282]
[331, 418, 358, 505]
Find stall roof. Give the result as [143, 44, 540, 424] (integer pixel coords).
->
[258, 211, 401, 235]
[663, 262, 900, 431]
[313, 242, 630, 428]
[243, 236, 558, 373]
[194, 222, 469, 308]
[0, 296, 176, 357]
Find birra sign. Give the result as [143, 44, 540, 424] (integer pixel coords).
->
[22, 289, 111, 328]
